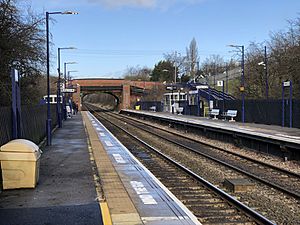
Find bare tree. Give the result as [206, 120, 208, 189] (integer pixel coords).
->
[163, 51, 186, 81]
[0, 0, 46, 105]
[242, 17, 300, 99]
[185, 37, 199, 82]
[201, 54, 226, 75]
[123, 65, 151, 81]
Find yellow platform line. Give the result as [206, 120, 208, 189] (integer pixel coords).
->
[82, 112, 113, 225]
[100, 202, 112, 225]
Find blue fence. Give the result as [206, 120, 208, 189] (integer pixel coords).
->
[135, 99, 300, 128]
[0, 104, 58, 146]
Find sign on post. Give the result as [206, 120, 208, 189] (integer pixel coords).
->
[62, 88, 76, 93]
[166, 86, 177, 91]
[196, 85, 209, 89]
[283, 81, 291, 87]
[217, 80, 223, 87]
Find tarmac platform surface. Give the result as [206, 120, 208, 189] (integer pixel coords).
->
[0, 112, 201, 225]
[0, 114, 103, 225]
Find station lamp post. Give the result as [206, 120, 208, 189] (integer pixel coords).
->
[46, 10, 78, 146]
[57, 47, 76, 128]
[64, 62, 77, 87]
[63, 62, 77, 120]
[67, 70, 78, 82]
[228, 44, 245, 123]
[163, 69, 176, 114]
[258, 46, 268, 99]
[166, 86, 175, 114]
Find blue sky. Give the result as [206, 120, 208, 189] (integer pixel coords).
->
[28, 0, 300, 78]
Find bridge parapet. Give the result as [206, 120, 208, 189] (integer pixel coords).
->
[69, 78, 161, 110]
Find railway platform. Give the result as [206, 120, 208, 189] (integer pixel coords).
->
[0, 112, 200, 225]
[82, 111, 200, 225]
[121, 110, 300, 160]
[0, 113, 103, 225]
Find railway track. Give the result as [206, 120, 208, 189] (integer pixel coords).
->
[96, 106, 300, 200]
[86, 104, 275, 225]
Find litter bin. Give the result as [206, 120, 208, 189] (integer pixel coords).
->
[0, 139, 41, 190]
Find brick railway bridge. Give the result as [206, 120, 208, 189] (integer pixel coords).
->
[69, 78, 161, 110]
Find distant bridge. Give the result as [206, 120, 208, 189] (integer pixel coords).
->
[69, 78, 161, 110]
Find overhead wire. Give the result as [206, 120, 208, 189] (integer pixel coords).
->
[60, 48, 232, 58]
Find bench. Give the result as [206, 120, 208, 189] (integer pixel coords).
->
[208, 109, 220, 120]
[223, 110, 238, 122]
[149, 106, 156, 112]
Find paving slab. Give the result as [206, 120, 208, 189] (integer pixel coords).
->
[84, 111, 201, 225]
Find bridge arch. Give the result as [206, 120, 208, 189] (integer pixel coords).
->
[69, 78, 162, 111]
[82, 91, 120, 110]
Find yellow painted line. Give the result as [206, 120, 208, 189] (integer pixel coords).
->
[100, 202, 112, 225]
[82, 112, 113, 225]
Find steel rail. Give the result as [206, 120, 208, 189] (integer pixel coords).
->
[93, 106, 300, 199]
[87, 106, 275, 225]
[119, 112, 300, 178]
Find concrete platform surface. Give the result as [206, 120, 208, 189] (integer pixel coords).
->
[85, 112, 201, 225]
[0, 114, 103, 225]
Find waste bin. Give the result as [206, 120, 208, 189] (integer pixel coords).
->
[0, 139, 41, 190]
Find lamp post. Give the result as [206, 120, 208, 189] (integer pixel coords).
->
[67, 70, 78, 82]
[217, 80, 225, 114]
[228, 44, 245, 123]
[67, 70, 78, 114]
[63, 62, 77, 120]
[166, 86, 176, 114]
[258, 46, 268, 99]
[174, 51, 177, 84]
[196, 85, 209, 117]
[224, 63, 229, 93]
[46, 11, 78, 146]
[57, 47, 76, 128]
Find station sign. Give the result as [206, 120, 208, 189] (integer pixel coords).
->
[217, 81, 224, 87]
[196, 85, 208, 89]
[166, 86, 177, 91]
[62, 88, 76, 93]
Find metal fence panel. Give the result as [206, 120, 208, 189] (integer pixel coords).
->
[0, 107, 12, 146]
[0, 104, 58, 146]
[137, 99, 299, 128]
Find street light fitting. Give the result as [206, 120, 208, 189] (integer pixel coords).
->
[59, 47, 76, 50]
[227, 44, 243, 48]
[48, 11, 78, 15]
[65, 61, 77, 65]
[258, 61, 265, 66]
[162, 69, 169, 72]
[62, 11, 79, 15]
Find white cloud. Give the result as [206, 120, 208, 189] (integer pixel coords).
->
[87, 0, 156, 9]
[87, 0, 205, 9]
